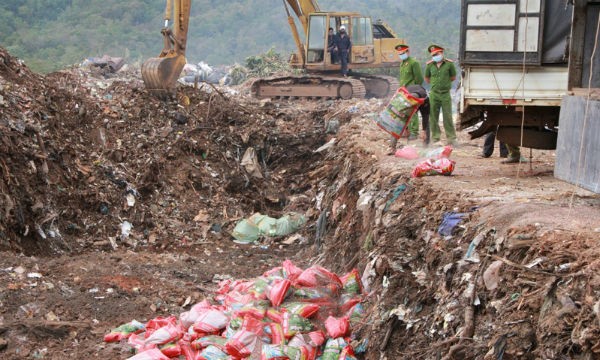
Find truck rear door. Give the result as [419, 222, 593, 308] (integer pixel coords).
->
[460, 0, 544, 65]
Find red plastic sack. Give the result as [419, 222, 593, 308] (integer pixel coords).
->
[192, 309, 229, 334]
[307, 330, 326, 347]
[340, 269, 363, 295]
[394, 146, 419, 160]
[424, 145, 453, 159]
[145, 316, 178, 338]
[268, 323, 286, 345]
[225, 317, 263, 358]
[324, 316, 350, 338]
[411, 158, 456, 178]
[191, 335, 228, 351]
[180, 300, 212, 328]
[282, 259, 303, 282]
[281, 302, 320, 318]
[160, 342, 182, 358]
[236, 300, 270, 320]
[267, 279, 291, 307]
[295, 266, 342, 289]
[126, 348, 170, 360]
[104, 320, 145, 342]
[145, 322, 184, 346]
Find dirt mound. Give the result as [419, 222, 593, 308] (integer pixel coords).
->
[0, 47, 333, 256]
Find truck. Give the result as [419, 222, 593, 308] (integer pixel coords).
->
[458, 0, 599, 150]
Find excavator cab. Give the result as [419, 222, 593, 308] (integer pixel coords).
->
[142, 0, 191, 96]
[302, 13, 397, 71]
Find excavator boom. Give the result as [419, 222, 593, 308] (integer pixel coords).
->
[142, 0, 192, 96]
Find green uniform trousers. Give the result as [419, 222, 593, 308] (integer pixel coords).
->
[429, 91, 456, 143]
[408, 113, 419, 137]
[506, 144, 521, 159]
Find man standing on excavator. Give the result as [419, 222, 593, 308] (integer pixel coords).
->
[336, 25, 351, 77]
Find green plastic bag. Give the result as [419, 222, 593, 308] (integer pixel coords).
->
[232, 212, 306, 243]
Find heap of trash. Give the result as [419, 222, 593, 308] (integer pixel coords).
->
[104, 261, 366, 359]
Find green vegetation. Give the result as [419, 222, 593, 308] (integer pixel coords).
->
[0, 0, 459, 73]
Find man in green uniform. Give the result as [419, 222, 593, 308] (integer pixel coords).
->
[397, 44, 424, 141]
[424, 45, 457, 146]
[388, 44, 424, 153]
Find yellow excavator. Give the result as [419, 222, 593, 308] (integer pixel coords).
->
[142, 0, 404, 99]
[252, 0, 405, 99]
[141, 0, 191, 95]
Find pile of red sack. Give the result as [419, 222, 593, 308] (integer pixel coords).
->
[104, 260, 366, 360]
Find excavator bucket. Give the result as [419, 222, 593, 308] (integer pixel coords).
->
[141, 53, 186, 96]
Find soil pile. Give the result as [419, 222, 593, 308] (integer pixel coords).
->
[0, 46, 329, 256]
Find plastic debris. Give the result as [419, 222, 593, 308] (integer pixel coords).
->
[483, 260, 504, 290]
[103, 261, 366, 360]
[411, 158, 456, 178]
[437, 212, 468, 237]
[231, 212, 306, 244]
[240, 147, 263, 179]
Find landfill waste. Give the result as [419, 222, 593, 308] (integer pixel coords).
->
[384, 184, 408, 212]
[231, 213, 306, 244]
[373, 87, 424, 139]
[82, 55, 126, 76]
[411, 158, 456, 178]
[240, 147, 264, 179]
[325, 119, 340, 134]
[437, 212, 469, 237]
[314, 138, 336, 153]
[180, 61, 246, 86]
[103, 261, 367, 360]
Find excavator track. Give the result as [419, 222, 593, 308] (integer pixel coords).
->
[251, 75, 366, 100]
[353, 74, 399, 99]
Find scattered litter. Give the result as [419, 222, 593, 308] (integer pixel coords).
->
[437, 212, 468, 237]
[240, 147, 263, 179]
[483, 260, 504, 291]
[411, 158, 456, 178]
[384, 184, 407, 212]
[314, 138, 336, 153]
[120, 221, 133, 240]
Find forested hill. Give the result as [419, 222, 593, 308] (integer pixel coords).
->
[0, 0, 460, 73]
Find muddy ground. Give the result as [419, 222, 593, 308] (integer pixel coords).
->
[1, 47, 600, 359]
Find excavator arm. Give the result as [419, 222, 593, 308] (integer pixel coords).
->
[282, 0, 320, 66]
[142, 0, 192, 95]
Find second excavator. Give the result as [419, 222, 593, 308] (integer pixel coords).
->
[251, 0, 405, 99]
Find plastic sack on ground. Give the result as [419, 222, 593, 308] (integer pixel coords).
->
[104, 320, 145, 342]
[394, 146, 419, 159]
[423, 145, 453, 160]
[411, 158, 456, 178]
[126, 348, 170, 360]
[232, 212, 306, 244]
[324, 316, 350, 338]
[225, 317, 263, 358]
[373, 87, 425, 139]
[267, 279, 292, 307]
[144, 323, 184, 345]
[197, 345, 228, 360]
[180, 300, 212, 328]
[192, 309, 229, 334]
